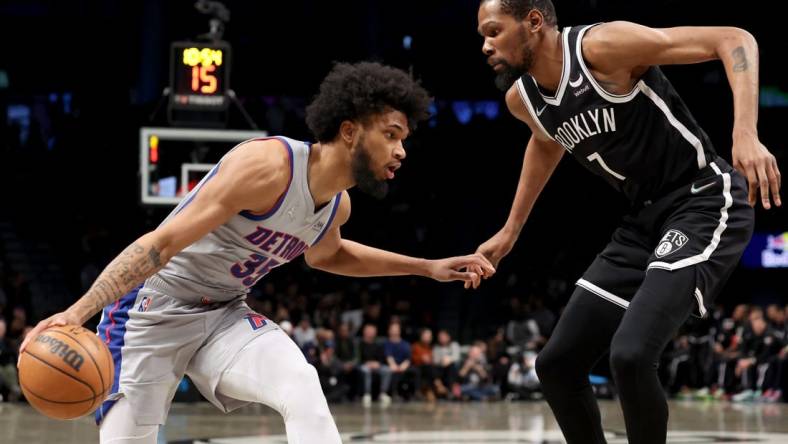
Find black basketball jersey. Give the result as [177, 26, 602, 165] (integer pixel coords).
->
[516, 24, 718, 204]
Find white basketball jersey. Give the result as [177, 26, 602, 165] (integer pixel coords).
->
[145, 136, 341, 303]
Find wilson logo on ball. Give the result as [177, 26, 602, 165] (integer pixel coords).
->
[35, 335, 85, 371]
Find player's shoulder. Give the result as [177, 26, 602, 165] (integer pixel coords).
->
[228, 138, 291, 170]
[583, 21, 641, 42]
[219, 138, 292, 193]
[581, 21, 651, 60]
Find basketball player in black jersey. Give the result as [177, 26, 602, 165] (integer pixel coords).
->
[474, 1, 781, 443]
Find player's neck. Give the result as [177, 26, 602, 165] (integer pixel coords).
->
[528, 27, 563, 93]
[306, 142, 353, 207]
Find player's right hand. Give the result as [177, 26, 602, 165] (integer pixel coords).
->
[475, 228, 517, 269]
[426, 253, 495, 289]
[18, 310, 82, 365]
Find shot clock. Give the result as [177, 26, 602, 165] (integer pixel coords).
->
[169, 41, 231, 111]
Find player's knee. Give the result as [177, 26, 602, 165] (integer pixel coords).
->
[609, 340, 649, 377]
[290, 362, 321, 391]
[535, 347, 563, 384]
[280, 363, 330, 420]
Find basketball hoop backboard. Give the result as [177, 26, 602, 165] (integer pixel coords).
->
[140, 127, 267, 205]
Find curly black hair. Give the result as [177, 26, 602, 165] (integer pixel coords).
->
[305, 62, 431, 143]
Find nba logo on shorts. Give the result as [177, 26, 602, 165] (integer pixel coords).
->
[244, 313, 268, 330]
[138, 296, 151, 312]
[655, 229, 689, 258]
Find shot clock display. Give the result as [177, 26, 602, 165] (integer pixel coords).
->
[169, 41, 231, 110]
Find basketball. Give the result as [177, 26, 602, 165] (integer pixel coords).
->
[18, 325, 114, 420]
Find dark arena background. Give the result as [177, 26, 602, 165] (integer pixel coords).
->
[0, 0, 786, 443]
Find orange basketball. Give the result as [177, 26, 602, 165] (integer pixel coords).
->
[18, 325, 114, 420]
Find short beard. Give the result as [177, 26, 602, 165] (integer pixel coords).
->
[351, 137, 388, 200]
[493, 42, 535, 91]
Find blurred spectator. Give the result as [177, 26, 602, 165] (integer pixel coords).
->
[274, 305, 290, 324]
[711, 304, 749, 396]
[0, 318, 21, 401]
[732, 316, 783, 402]
[362, 301, 384, 332]
[335, 323, 357, 367]
[486, 327, 507, 363]
[486, 327, 512, 397]
[391, 297, 414, 334]
[293, 316, 316, 350]
[665, 316, 716, 398]
[340, 299, 363, 337]
[507, 351, 540, 399]
[384, 322, 417, 400]
[766, 305, 786, 340]
[459, 344, 499, 401]
[334, 323, 358, 398]
[432, 329, 461, 398]
[505, 297, 542, 353]
[473, 340, 489, 364]
[313, 292, 340, 330]
[9, 307, 27, 340]
[411, 328, 436, 402]
[279, 320, 294, 338]
[313, 335, 349, 402]
[4, 271, 32, 323]
[663, 335, 692, 395]
[527, 294, 556, 341]
[358, 324, 391, 407]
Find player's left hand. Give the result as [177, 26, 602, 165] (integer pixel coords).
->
[732, 136, 781, 209]
[426, 253, 495, 288]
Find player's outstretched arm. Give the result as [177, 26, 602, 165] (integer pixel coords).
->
[20, 140, 290, 355]
[583, 21, 780, 209]
[304, 191, 495, 288]
[475, 85, 565, 269]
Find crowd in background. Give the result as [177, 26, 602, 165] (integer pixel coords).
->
[3, 243, 785, 406]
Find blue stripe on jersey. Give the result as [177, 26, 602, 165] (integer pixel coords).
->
[312, 193, 342, 245]
[240, 136, 295, 221]
[94, 286, 140, 425]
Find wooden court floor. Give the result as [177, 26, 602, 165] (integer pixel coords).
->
[1, 400, 787, 443]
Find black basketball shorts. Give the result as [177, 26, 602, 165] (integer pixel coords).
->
[576, 157, 755, 317]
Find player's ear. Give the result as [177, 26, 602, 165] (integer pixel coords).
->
[526, 9, 543, 33]
[339, 120, 359, 148]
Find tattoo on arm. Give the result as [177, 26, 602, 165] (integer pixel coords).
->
[732, 46, 748, 72]
[149, 247, 162, 267]
[81, 242, 164, 317]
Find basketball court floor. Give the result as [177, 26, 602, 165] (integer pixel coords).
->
[1, 400, 787, 443]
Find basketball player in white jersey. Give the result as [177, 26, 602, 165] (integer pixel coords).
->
[20, 61, 495, 443]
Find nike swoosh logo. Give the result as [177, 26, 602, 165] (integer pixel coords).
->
[536, 105, 547, 116]
[569, 74, 584, 88]
[690, 181, 717, 194]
